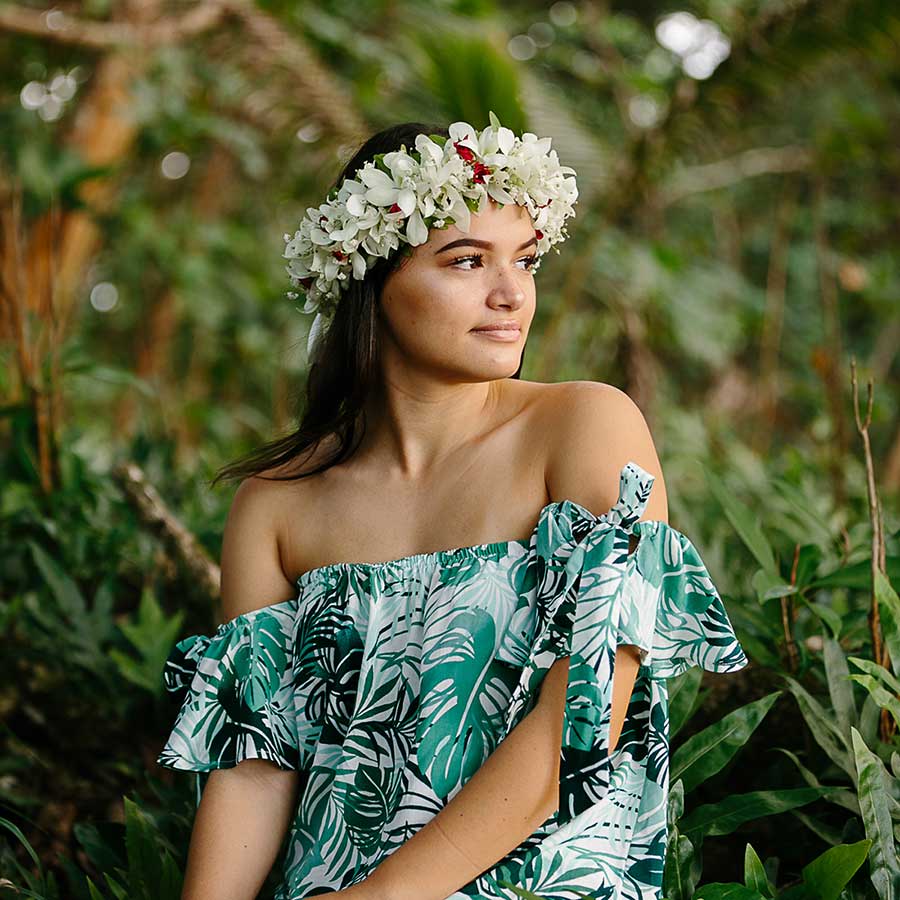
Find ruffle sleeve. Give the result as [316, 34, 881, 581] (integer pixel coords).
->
[157, 600, 324, 774]
[623, 518, 750, 680]
[500, 460, 749, 828]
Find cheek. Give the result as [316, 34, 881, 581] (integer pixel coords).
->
[387, 269, 474, 333]
[401, 305, 469, 345]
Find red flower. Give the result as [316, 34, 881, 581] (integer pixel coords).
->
[389, 203, 402, 213]
[332, 249, 347, 262]
[535, 229, 544, 240]
[454, 140, 476, 162]
[471, 161, 492, 184]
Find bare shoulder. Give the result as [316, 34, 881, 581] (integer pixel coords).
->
[217, 443, 336, 623]
[540, 380, 668, 523]
[217, 474, 293, 624]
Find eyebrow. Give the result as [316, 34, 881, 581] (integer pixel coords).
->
[434, 235, 538, 255]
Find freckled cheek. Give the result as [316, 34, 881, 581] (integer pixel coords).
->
[406, 285, 473, 335]
[404, 315, 467, 349]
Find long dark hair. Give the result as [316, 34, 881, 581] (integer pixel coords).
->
[210, 121, 525, 488]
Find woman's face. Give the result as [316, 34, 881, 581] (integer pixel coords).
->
[377, 199, 538, 382]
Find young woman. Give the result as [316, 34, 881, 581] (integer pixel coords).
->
[158, 115, 748, 900]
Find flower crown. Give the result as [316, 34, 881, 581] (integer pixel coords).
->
[282, 110, 579, 356]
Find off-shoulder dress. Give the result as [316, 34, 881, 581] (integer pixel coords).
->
[157, 460, 749, 900]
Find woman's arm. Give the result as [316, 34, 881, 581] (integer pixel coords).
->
[182, 761, 301, 900]
[357, 646, 641, 900]
[180, 476, 303, 898]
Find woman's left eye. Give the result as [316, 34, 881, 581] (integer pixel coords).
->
[451, 254, 538, 271]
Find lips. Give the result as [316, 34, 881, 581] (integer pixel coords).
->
[472, 322, 521, 332]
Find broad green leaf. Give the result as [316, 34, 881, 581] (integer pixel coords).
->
[783, 676, 855, 780]
[735, 632, 782, 670]
[860, 692, 882, 746]
[791, 809, 848, 846]
[848, 675, 900, 729]
[109, 647, 161, 693]
[693, 883, 770, 900]
[669, 667, 704, 740]
[744, 843, 772, 897]
[705, 472, 776, 573]
[668, 777, 685, 823]
[73, 821, 126, 874]
[124, 796, 161, 899]
[25, 545, 118, 676]
[848, 658, 900, 696]
[664, 828, 699, 900]
[777, 884, 817, 900]
[875, 571, 900, 680]
[752, 569, 797, 604]
[808, 558, 900, 593]
[806, 601, 843, 640]
[103, 871, 130, 900]
[802, 839, 872, 900]
[850, 727, 900, 900]
[769, 480, 834, 553]
[0, 815, 42, 870]
[29, 540, 86, 619]
[680, 788, 835, 839]
[110, 588, 185, 696]
[671, 691, 781, 793]
[159, 852, 184, 900]
[772, 747, 860, 815]
[824, 636, 859, 734]
[665, 779, 702, 900]
[891, 752, 900, 781]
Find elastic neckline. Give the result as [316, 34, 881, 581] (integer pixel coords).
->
[295, 535, 532, 587]
[215, 511, 663, 634]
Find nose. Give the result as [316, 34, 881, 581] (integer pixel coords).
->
[488, 264, 527, 308]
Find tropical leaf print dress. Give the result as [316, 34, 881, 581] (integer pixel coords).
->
[158, 460, 748, 900]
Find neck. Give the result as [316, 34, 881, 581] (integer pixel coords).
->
[356, 376, 505, 481]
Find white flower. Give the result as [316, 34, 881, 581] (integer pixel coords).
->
[283, 108, 579, 354]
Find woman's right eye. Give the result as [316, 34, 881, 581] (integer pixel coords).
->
[450, 254, 484, 270]
[450, 253, 536, 271]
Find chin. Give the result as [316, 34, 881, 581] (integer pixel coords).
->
[467, 357, 523, 381]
